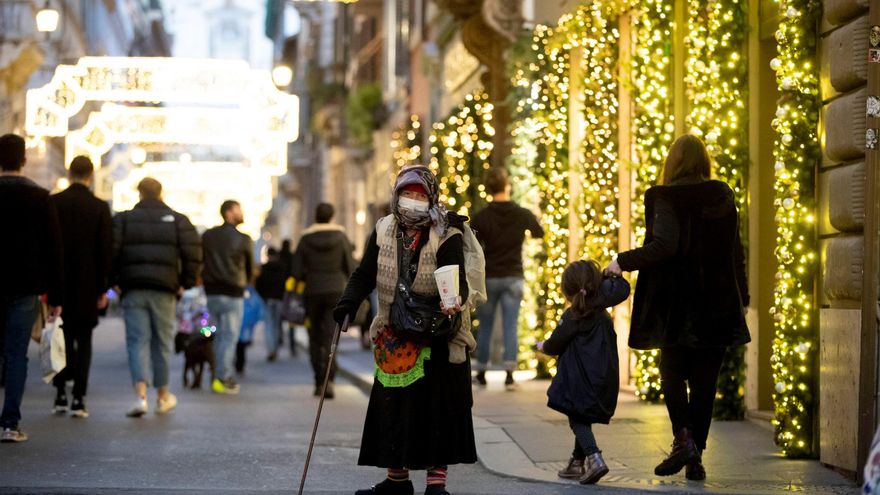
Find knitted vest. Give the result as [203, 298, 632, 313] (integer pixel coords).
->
[370, 215, 475, 364]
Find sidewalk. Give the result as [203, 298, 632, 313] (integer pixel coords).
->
[327, 331, 859, 495]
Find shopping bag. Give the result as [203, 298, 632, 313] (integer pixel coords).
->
[39, 317, 66, 384]
[30, 300, 48, 343]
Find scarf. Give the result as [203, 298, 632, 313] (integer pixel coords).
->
[391, 165, 449, 237]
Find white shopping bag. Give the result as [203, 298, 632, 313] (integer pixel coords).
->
[39, 317, 66, 384]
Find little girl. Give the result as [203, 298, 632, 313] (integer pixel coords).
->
[538, 260, 630, 485]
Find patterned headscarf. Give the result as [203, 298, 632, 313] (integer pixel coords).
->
[392, 165, 449, 236]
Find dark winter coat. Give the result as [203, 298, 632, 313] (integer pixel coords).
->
[470, 201, 544, 278]
[255, 258, 287, 301]
[201, 223, 253, 297]
[111, 199, 202, 295]
[291, 223, 355, 297]
[0, 175, 63, 306]
[543, 277, 630, 425]
[617, 180, 750, 350]
[52, 183, 112, 326]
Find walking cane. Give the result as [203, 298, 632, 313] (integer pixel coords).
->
[298, 314, 350, 495]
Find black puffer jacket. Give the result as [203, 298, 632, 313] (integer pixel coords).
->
[292, 223, 355, 296]
[112, 199, 202, 294]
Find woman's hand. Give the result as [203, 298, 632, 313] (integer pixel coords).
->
[440, 296, 462, 316]
[605, 259, 622, 277]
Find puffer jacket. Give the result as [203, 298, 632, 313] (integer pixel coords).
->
[291, 223, 355, 296]
[111, 199, 202, 294]
[202, 223, 253, 297]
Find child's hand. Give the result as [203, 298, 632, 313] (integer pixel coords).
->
[604, 259, 622, 277]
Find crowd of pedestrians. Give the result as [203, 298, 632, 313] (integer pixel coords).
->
[0, 130, 755, 494]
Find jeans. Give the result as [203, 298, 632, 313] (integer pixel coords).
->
[122, 290, 177, 388]
[659, 346, 727, 451]
[569, 418, 600, 459]
[208, 295, 244, 382]
[264, 299, 283, 356]
[1, 296, 39, 428]
[475, 277, 524, 371]
[52, 321, 95, 399]
[305, 293, 340, 385]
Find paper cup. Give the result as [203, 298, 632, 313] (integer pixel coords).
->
[434, 265, 460, 306]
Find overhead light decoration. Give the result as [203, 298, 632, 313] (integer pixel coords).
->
[769, 0, 820, 458]
[35, 2, 59, 33]
[272, 65, 293, 87]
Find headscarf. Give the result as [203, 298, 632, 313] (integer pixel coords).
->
[391, 165, 449, 236]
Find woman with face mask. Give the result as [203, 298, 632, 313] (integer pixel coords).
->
[333, 165, 476, 495]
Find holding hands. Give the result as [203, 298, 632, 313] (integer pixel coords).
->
[604, 259, 622, 277]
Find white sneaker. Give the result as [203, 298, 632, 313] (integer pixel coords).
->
[126, 397, 148, 418]
[156, 393, 178, 414]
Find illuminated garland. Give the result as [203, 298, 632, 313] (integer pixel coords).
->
[631, 0, 675, 403]
[390, 114, 424, 170]
[429, 92, 495, 216]
[769, 0, 820, 457]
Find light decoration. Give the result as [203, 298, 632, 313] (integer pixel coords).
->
[429, 91, 495, 216]
[769, 0, 820, 457]
[112, 162, 274, 239]
[390, 114, 423, 170]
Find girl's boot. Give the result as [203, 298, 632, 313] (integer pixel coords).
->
[580, 452, 609, 484]
[557, 457, 585, 479]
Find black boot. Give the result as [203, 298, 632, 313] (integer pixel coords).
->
[424, 485, 451, 495]
[685, 452, 706, 481]
[654, 428, 700, 476]
[354, 478, 414, 495]
[474, 371, 486, 386]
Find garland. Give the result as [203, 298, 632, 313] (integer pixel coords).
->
[769, 0, 820, 457]
[390, 114, 424, 170]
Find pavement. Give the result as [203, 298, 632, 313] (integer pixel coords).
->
[331, 330, 860, 495]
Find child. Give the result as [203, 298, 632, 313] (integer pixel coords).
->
[538, 260, 630, 485]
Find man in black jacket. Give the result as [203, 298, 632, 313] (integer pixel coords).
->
[292, 203, 355, 399]
[112, 178, 201, 418]
[0, 134, 63, 443]
[50, 156, 112, 418]
[202, 200, 253, 394]
[255, 248, 287, 361]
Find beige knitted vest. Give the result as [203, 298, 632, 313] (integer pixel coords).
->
[369, 215, 475, 364]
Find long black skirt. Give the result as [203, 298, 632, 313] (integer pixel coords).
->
[358, 341, 478, 469]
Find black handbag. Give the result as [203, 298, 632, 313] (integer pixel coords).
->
[390, 277, 460, 342]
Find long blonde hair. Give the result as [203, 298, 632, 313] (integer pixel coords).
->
[661, 134, 712, 185]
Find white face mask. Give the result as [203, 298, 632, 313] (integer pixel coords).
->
[398, 196, 429, 213]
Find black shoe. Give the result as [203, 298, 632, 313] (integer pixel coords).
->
[70, 398, 89, 418]
[504, 371, 518, 391]
[685, 456, 706, 481]
[324, 382, 335, 400]
[474, 371, 486, 386]
[267, 352, 278, 362]
[424, 485, 451, 495]
[654, 428, 700, 476]
[354, 478, 414, 495]
[53, 390, 68, 414]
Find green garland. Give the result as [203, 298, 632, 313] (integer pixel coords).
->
[770, 0, 820, 457]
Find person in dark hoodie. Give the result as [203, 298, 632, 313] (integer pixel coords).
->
[255, 247, 287, 361]
[539, 260, 630, 485]
[0, 133, 63, 443]
[470, 167, 543, 389]
[606, 134, 750, 482]
[202, 200, 253, 395]
[292, 203, 355, 399]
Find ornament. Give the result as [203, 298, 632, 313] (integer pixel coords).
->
[776, 382, 786, 394]
[782, 134, 793, 145]
[770, 58, 782, 71]
[785, 7, 799, 19]
[783, 198, 795, 210]
[781, 78, 794, 90]
[795, 343, 808, 354]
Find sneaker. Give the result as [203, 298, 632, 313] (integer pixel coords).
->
[212, 378, 240, 395]
[474, 371, 487, 386]
[0, 427, 28, 443]
[53, 390, 69, 414]
[70, 398, 89, 418]
[126, 397, 148, 418]
[156, 393, 178, 414]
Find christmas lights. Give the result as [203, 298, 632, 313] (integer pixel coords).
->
[390, 114, 424, 170]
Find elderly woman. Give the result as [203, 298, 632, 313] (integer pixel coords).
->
[333, 165, 476, 495]
[607, 134, 750, 482]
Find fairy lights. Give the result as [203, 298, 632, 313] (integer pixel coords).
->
[769, 0, 820, 457]
[390, 114, 424, 170]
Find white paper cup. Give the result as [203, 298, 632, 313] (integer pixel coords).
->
[434, 265, 460, 307]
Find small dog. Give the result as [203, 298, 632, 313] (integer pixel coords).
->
[174, 328, 216, 389]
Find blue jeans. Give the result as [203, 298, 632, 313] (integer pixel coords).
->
[208, 295, 244, 382]
[122, 290, 176, 388]
[264, 299, 283, 355]
[475, 277, 524, 371]
[1, 296, 39, 428]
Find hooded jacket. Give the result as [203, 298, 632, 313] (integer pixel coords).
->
[291, 223, 356, 296]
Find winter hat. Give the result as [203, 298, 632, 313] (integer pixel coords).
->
[401, 183, 427, 196]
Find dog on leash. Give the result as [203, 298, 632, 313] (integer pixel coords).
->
[174, 327, 216, 389]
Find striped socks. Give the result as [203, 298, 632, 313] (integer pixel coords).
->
[426, 466, 448, 486]
[386, 468, 410, 482]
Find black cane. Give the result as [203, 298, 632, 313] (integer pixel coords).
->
[298, 314, 349, 495]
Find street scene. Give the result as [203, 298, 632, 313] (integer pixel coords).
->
[0, 0, 879, 494]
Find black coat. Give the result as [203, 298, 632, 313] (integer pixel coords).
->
[255, 259, 287, 301]
[618, 180, 750, 349]
[0, 176, 63, 306]
[111, 199, 202, 294]
[291, 224, 355, 297]
[201, 223, 253, 297]
[51, 184, 112, 326]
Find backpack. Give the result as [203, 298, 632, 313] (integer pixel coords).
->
[460, 223, 487, 307]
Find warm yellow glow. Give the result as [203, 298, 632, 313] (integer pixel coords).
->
[35, 7, 59, 33]
[272, 65, 293, 87]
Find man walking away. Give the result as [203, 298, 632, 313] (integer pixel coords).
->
[51, 156, 112, 418]
[113, 178, 201, 417]
[471, 167, 544, 390]
[0, 134, 63, 442]
[292, 203, 355, 399]
[255, 247, 286, 362]
[202, 200, 253, 395]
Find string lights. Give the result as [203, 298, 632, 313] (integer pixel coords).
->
[390, 114, 424, 170]
[769, 0, 820, 457]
